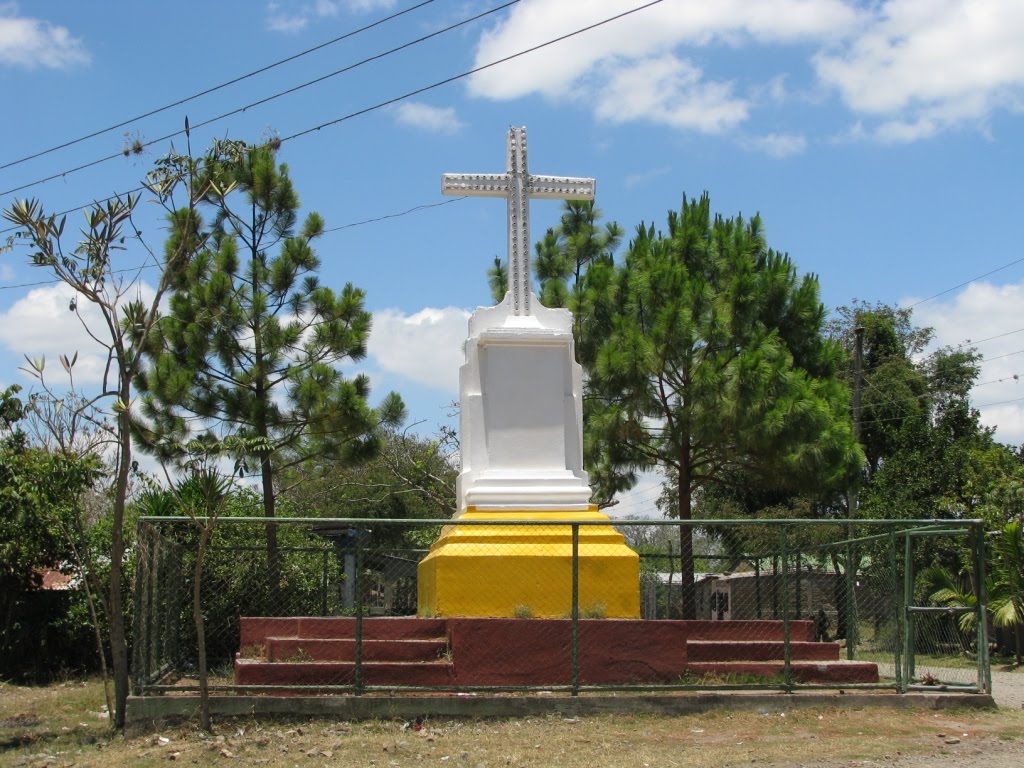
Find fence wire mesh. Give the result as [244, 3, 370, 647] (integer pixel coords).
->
[132, 517, 989, 697]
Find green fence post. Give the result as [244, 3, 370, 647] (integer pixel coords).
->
[889, 530, 902, 692]
[845, 538, 856, 660]
[974, 522, 991, 695]
[354, 528, 364, 696]
[902, 532, 914, 690]
[795, 551, 802, 620]
[320, 549, 329, 615]
[755, 558, 762, 619]
[132, 521, 148, 695]
[781, 526, 792, 691]
[571, 522, 580, 697]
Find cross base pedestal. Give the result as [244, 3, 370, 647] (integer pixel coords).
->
[416, 507, 640, 618]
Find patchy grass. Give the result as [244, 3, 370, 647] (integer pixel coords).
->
[2, 680, 1023, 767]
[0, 678, 112, 758]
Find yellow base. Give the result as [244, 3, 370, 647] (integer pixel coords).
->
[417, 507, 640, 618]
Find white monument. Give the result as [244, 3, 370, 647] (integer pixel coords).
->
[418, 127, 639, 618]
[442, 126, 595, 514]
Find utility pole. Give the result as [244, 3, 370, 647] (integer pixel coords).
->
[843, 325, 865, 657]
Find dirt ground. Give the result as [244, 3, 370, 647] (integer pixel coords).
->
[2, 680, 1023, 767]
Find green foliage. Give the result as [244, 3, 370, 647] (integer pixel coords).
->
[280, 427, 456, 549]
[135, 141, 405, 594]
[589, 193, 860, 511]
[829, 302, 1004, 522]
[584, 194, 859, 617]
[924, 521, 1023, 640]
[0, 385, 102, 681]
[138, 141, 403, 475]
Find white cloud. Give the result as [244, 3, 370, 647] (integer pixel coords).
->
[468, 0, 1024, 142]
[266, 0, 343, 33]
[0, 264, 14, 282]
[393, 102, 465, 134]
[909, 280, 1024, 446]
[0, 284, 116, 386]
[608, 470, 665, 519]
[624, 165, 671, 190]
[345, 0, 396, 12]
[369, 307, 470, 394]
[814, 0, 1024, 137]
[593, 54, 749, 133]
[0, 4, 89, 69]
[741, 132, 808, 157]
[467, 0, 858, 133]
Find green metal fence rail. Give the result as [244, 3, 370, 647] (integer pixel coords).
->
[132, 516, 990, 697]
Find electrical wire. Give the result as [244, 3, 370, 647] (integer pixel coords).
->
[279, 0, 666, 144]
[0, 0, 661, 237]
[905, 255, 1024, 309]
[0, 0, 438, 173]
[0, 0, 522, 198]
[0, 195, 468, 291]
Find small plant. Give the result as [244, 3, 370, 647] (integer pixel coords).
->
[513, 604, 533, 619]
[437, 646, 453, 663]
[238, 644, 266, 660]
[581, 603, 607, 619]
[283, 648, 313, 663]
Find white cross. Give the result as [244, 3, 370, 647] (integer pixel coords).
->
[442, 126, 596, 315]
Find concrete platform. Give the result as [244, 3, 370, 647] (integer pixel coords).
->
[234, 616, 878, 688]
[125, 691, 996, 737]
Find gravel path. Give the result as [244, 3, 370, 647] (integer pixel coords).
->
[989, 666, 1024, 709]
[761, 664, 1024, 768]
[874, 662, 1024, 709]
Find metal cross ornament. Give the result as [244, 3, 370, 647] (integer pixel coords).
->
[442, 126, 595, 315]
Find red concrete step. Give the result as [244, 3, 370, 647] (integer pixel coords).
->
[687, 640, 840, 662]
[240, 617, 447, 646]
[684, 620, 815, 642]
[234, 658, 455, 687]
[265, 637, 448, 663]
[686, 660, 879, 684]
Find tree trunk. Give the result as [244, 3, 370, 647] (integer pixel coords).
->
[109, 405, 132, 728]
[76, 538, 114, 720]
[193, 525, 212, 732]
[261, 453, 280, 612]
[677, 449, 696, 620]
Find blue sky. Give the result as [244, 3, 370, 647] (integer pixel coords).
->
[1, 1, 1023, 512]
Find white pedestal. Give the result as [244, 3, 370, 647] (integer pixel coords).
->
[456, 292, 592, 513]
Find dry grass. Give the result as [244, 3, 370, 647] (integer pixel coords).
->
[2, 680, 1023, 767]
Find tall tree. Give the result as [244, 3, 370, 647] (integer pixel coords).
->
[588, 193, 860, 618]
[136, 140, 404, 596]
[3, 151, 201, 725]
[830, 302, 1003, 521]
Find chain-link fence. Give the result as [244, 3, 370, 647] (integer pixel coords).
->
[133, 516, 990, 697]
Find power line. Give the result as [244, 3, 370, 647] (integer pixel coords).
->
[0, 0, 664, 237]
[953, 326, 1024, 350]
[0, 0, 438, 173]
[981, 347, 1024, 363]
[0, 195, 468, 292]
[975, 374, 1020, 387]
[0, 0, 521, 198]
[280, 0, 666, 144]
[905, 255, 1024, 309]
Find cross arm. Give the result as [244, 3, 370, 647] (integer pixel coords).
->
[527, 175, 596, 201]
[442, 173, 510, 198]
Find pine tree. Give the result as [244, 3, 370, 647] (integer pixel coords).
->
[588, 193, 860, 618]
[137, 140, 404, 596]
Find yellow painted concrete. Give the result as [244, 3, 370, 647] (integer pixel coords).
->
[417, 507, 640, 618]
